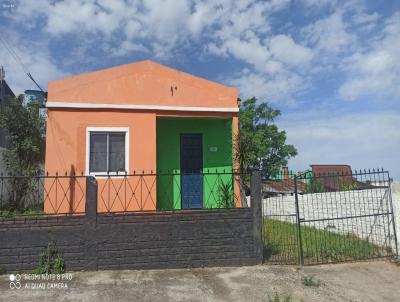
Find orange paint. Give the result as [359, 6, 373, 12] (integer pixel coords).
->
[44, 60, 240, 213]
[48, 60, 238, 108]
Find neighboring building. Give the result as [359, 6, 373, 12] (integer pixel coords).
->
[310, 164, 352, 177]
[263, 178, 306, 196]
[263, 167, 306, 196]
[44, 60, 240, 213]
[0, 66, 15, 149]
[0, 66, 15, 177]
[264, 164, 376, 195]
[310, 164, 354, 192]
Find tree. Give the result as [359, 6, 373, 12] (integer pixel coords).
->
[0, 95, 45, 209]
[235, 97, 297, 179]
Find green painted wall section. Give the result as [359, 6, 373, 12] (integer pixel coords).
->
[156, 117, 234, 210]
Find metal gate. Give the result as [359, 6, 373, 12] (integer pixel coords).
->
[262, 169, 398, 265]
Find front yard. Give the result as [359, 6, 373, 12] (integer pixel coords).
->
[263, 219, 389, 265]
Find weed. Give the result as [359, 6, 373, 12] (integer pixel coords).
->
[302, 275, 320, 287]
[217, 180, 235, 208]
[268, 293, 292, 302]
[0, 264, 6, 274]
[35, 243, 65, 274]
[0, 204, 43, 217]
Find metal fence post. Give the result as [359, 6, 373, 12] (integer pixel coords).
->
[85, 176, 98, 270]
[387, 172, 399, 257]
[251, 170, 263, 263]
[294, 175, 304, 265]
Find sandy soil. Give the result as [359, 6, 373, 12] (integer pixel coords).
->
[1, 260, 399, 302]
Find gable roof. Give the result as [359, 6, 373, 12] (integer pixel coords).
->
[0, 80, 15, 104]
[47, 60, 239, 112]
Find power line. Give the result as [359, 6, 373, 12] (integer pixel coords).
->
[0, 34, 45, 93]
[0, 35, 29, 74]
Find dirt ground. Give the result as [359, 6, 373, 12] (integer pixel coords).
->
[1, 260, 399, 302]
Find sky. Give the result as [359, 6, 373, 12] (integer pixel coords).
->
[0, 0, 399, 178]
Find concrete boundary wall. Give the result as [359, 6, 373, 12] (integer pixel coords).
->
[0, 174, 263, 272]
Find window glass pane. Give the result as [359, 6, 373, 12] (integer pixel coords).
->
[109, 133, 125, 172]
[90, 133, 107, 172]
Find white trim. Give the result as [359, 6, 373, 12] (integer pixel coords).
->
[46, 101, 239, 113]
[85, 127, 130, 176]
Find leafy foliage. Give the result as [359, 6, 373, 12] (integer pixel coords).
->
[0, 95, 45, 210]
[236, 97, 297, 179]
[217, 180, 235, 208]
[339, 181, 358, 191]
[35, 243, 65, 274]
[268, 293, 292, 302]
[0, 204, 44, 217]
[304, 178, 324, 193]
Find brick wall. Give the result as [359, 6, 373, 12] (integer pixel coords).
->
[0, 173, 263, 272]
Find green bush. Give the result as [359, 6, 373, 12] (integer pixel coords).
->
[35, 243, 65, 274]
[301, 275, 320, 287]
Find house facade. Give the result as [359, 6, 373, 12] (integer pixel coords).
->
[44, 60, 240, 213]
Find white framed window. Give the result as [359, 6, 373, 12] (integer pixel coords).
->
[86, 127, 129, 176]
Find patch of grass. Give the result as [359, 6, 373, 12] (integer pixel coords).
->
[0, 264, 6, 275]
[263, 219, 299, 264]
[0, 204, 44, 217]
[267, 293, 292, 302]
[301, 275, 320, 287]
[263, 219, 386, 264]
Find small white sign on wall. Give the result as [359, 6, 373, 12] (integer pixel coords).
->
[209, 146, 218, 152]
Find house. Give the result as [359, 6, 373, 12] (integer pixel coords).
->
[304, 165, 376, 192]
[0, 66, 15, 150]
[263, 167, 306, 196]
[44, 60, 240, 213]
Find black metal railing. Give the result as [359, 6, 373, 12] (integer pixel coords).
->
[0, 170, 249, 216]
[0, 173, 86, 216]
[262, 168, 398, 265]
[95, 170, 248, 213]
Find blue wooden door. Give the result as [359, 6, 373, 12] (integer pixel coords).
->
[180, 134, 203, 209]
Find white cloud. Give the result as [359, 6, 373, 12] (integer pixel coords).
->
[269, 35, 313, 67]
[2, 0, 398, 107]
[301, 0, 337, 8]
[303, 12, 355, 53]
[279, 110, 400, 179]
[352, 11, 379, 26]
[223, 37, 271, 72]
[226, 69, 303, 104]
[339, 12, 400, 101]
[0, 29, 67, 95]
[220, 33, 313, 103]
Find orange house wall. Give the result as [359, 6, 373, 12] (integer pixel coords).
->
[44, 109, 157, 213]
[44, 109, 239, 213]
